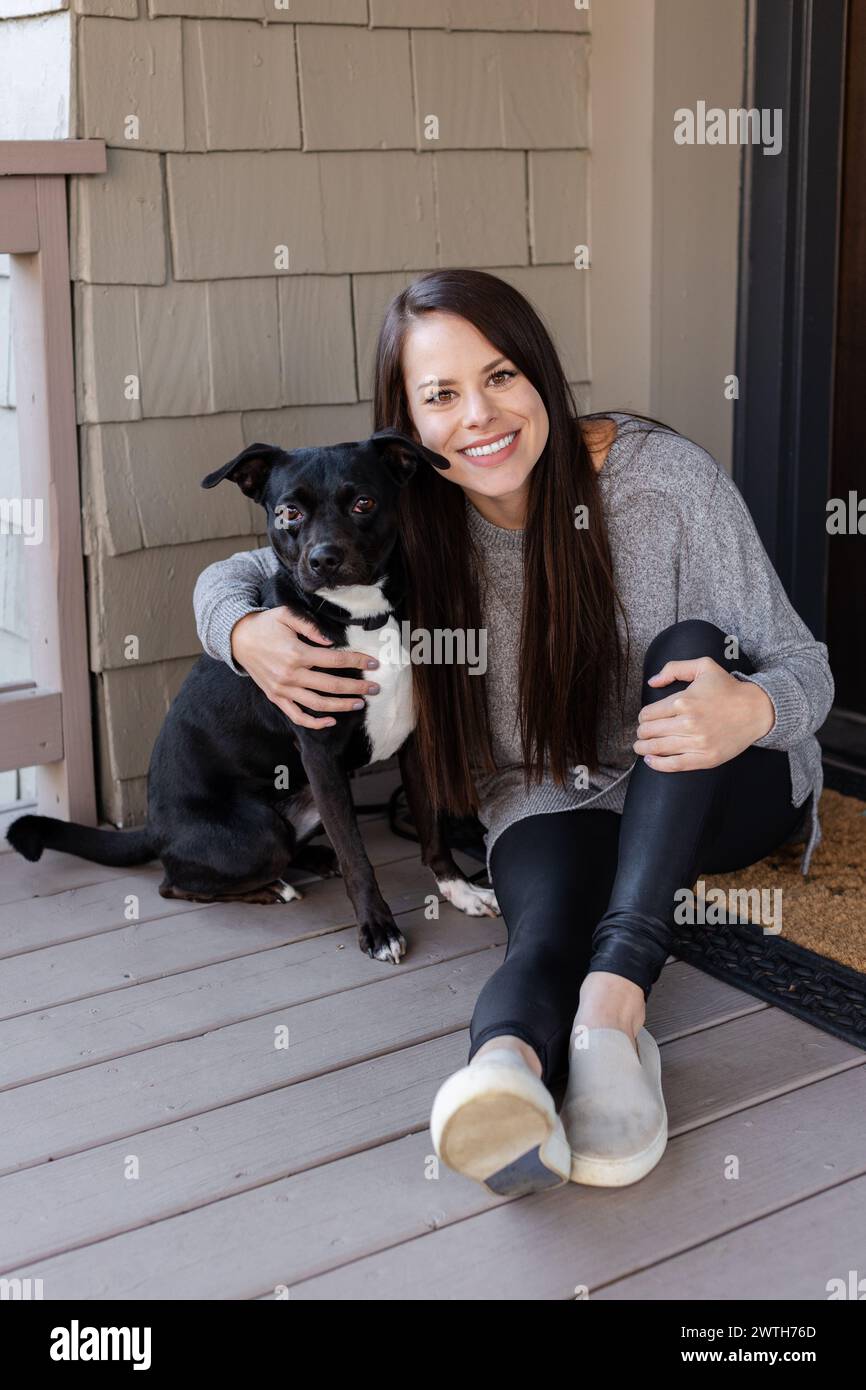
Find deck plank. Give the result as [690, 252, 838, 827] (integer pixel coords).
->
[0, 850, 132, 906]
[0, 954, 767, 1169]
[0, 856, 456, 1019]
[0, 948, 502, 1169]
[0, 817, 427, 957]
[277, 1067, 866, 1302]
[1, 797, 859, 1302]
[9, 1065, 863, 1299]
[0, 907, 505, 1090]
[592, 1172, 866, 1301]
[0, 988, 859, 1272]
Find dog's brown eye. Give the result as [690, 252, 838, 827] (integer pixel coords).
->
[353, 497, 375, 514]
[275, 503, 302, 527]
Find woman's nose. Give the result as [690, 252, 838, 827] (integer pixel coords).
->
[461, 393, 497, 428]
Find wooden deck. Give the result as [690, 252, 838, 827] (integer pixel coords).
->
[1, 767, 864, 1302]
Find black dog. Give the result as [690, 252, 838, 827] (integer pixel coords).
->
[7, 430, 499, 962]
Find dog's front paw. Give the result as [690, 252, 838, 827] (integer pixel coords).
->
[436, 877, 500, 917]
[358, 909, 407, 964]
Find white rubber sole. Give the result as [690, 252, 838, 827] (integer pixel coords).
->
[568, 1114, 668, 1188]
[566, 1027, 669, 1188]
[430, 1053, 571, 1197]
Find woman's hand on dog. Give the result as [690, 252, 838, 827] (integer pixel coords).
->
[231, 608, 380, 729]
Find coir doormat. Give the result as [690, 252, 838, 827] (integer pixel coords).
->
[672, 789, 866, 1052]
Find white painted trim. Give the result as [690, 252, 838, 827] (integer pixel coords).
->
[0, 12, 72, 142]
[588, 0, 656, 414]
[588, 0, 745, 474]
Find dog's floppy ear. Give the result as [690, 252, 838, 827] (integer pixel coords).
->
[366, 428, 451, 483]
[200, 443, 286, 503]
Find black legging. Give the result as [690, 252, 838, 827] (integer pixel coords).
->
[468, 619, 809, 1089]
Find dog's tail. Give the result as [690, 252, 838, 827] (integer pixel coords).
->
[6, 815, 156, 867]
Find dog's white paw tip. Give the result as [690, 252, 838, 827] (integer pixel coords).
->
[374, 943, 404, 964]
[275, 879, 303, 903]
[368, 928, 406, 964]
[436, 878, 500, 917]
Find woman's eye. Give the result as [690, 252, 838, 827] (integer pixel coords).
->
[353, 496, 375, 514]
[424, 370, 516, 405]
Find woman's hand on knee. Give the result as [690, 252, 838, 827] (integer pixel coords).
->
[633, 656, 776, 770]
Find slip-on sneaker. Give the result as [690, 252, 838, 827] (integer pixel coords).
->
[561, 1026, 668, 1187]
[430, 1048, 571, 1197]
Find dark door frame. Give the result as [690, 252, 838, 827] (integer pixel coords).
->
[732, 0, 848, 643]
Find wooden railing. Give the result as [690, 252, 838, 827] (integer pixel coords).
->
[0, 139, 106, 823]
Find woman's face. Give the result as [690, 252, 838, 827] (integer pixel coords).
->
[401, 311, 550, 507]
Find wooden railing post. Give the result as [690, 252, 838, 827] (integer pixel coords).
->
[0, 140, 106, 823]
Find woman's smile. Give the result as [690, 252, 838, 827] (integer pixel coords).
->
[458, 428, 522, 467]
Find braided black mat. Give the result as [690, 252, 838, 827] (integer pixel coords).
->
[388, 766, 866, 1052]
[675, 759, 866, 1053]
[671, 918, 866, 1052]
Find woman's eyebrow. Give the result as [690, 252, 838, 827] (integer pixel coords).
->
[416, 356, 508, 391]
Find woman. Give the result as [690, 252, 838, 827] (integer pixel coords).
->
[193, 268, 833, 1196]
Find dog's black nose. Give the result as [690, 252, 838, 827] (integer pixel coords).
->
[308, 544, 346, 576]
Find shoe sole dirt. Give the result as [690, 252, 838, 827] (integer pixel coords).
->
[431, 1056, 571, 1197]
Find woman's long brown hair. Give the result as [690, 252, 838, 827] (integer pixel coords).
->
[372, 267, 676, 818]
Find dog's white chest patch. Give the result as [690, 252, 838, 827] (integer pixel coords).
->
[313, 582, 416, 767]
[346, 616, 415, 765]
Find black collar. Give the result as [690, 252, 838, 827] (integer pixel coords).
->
[309, 595, 395, 630]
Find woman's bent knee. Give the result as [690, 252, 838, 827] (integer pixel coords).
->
[643, 618, 753, 683]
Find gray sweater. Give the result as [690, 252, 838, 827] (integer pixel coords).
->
[193, 413, 834, 879]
